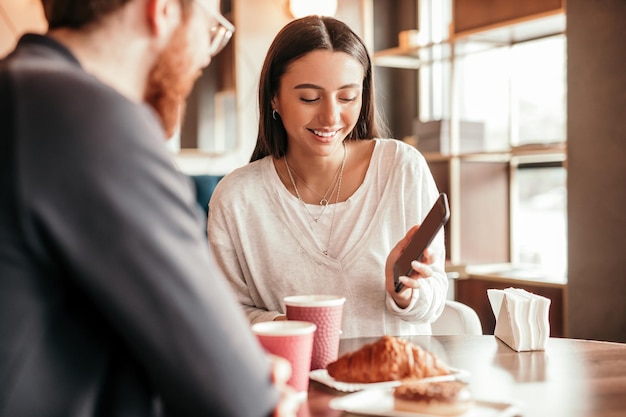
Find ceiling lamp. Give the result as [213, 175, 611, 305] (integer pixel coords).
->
[289, 0, 338, 18]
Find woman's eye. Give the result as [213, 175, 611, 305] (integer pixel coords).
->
[340, 97, 357, 102]
[300, 97, 319, 103]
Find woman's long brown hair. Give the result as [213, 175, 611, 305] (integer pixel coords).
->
[250, 15, 389, 162]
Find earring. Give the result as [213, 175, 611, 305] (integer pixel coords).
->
[272, 109, 279, 120]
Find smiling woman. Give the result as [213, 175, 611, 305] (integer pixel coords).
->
[207, 15, 449, 339]
[272, 49, 364, 160]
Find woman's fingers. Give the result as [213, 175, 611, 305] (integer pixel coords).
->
[421, 247, 434, 265]
[399, 260, 433, 289]
[385, 225, 420, 292]
[410, 259, 433, 278]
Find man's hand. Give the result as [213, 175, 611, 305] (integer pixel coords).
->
[270, 354, 301, 417]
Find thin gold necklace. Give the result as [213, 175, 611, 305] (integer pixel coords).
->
[285, 142, 347, 255]
[288, 160, 342, 206]
[284, 141, 346, 222]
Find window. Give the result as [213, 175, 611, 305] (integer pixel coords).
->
[512, 36, 567, 146]
[416, 0, 567, 276]
[512, 163, 567, 278]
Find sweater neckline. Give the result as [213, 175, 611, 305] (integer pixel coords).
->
[264, 139, 394, 268]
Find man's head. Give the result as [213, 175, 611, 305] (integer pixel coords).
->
[42, 0, 234, 137]
[144, 0, 234, 137]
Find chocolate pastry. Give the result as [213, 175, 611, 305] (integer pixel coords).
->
[393, 380, 474, 416]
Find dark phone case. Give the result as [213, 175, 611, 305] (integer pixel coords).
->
[393, 193, 450, 293]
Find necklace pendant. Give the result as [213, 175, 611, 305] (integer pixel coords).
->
[320, 198, 329, 206]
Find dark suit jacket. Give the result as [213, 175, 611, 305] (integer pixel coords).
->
[0, 34, 277, 417]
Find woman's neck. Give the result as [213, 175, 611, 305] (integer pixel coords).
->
[283, 142, 347, 191]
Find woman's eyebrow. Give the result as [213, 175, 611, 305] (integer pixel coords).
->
[294, 83, 361, 90]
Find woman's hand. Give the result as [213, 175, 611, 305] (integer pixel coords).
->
[270, 354, 301, 417]
[385, 225, 434, 309]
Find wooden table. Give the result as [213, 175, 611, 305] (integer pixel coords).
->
[300, 335, 626, 417]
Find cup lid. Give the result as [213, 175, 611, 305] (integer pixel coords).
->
[251, 320, 317, 336]
[284, 295, 346, 307]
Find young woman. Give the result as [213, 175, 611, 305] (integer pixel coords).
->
[208, 15, 447, 338]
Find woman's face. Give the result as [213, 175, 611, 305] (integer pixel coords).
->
[272, 50, 364, 158]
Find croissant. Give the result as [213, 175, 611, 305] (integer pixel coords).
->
[326, 335, 450, 383]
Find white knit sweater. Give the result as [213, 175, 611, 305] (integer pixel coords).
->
[208, 139, 447, 338]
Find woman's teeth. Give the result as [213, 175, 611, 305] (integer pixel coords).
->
[312, 130, 337, 138]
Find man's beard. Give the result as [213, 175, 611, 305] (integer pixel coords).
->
[144, 23, 202, 138]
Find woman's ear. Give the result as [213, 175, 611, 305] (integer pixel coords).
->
[145, 0, 182, 38]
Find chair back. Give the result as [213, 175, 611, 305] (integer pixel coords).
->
[432, 300, 483, 335]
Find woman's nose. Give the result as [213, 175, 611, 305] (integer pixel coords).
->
[318, 100, 341, 125]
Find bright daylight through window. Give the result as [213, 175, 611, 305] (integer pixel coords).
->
[418, 0, 567, 278]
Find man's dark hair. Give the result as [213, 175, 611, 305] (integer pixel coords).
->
[41, 0, 192, 29]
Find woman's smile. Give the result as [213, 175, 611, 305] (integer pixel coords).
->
[310, 129, 340, 138]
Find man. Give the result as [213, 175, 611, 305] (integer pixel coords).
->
[0, 0, 294, 415]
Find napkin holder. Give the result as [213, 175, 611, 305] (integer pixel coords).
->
[488, 288, 551, 352]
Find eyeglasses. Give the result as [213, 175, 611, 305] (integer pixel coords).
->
[194, 1, 235, 58]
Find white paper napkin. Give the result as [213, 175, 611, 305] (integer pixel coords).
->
[487, 287, 551, 352]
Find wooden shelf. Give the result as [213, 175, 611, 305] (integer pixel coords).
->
[454, 12, 565, 44]
[421, 145, 566, 164]
[453, 0, 564, 39]
[373, 38, 497, 70]
[372, 11, 565, 70]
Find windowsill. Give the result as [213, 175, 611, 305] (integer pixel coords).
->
[447, 262, 567, 287]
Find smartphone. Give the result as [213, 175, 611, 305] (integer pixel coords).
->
[394, 193, 450, 293]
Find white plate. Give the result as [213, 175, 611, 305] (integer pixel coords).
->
[329, 389, 522, 417]
[309, 368, 470, 393]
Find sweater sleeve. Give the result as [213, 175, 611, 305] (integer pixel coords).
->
[208, 169, 284, 324]
[383, 142, 448, 324]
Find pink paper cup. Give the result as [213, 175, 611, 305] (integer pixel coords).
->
[251, 321, 316, 395]
[284, 295, 346, 370]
